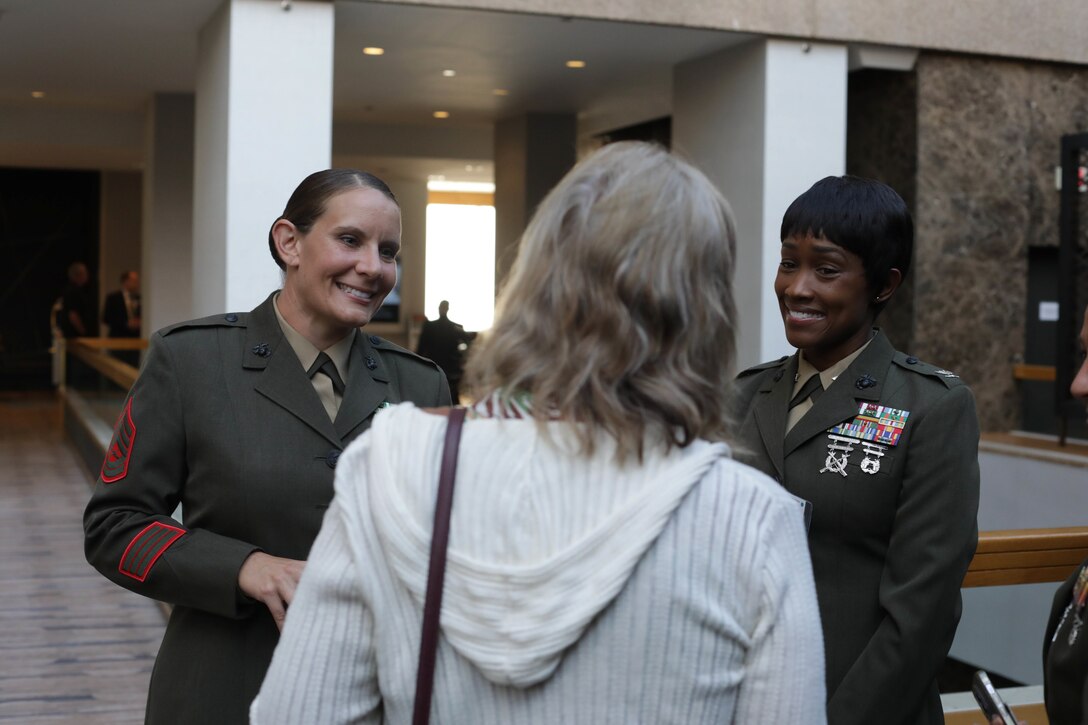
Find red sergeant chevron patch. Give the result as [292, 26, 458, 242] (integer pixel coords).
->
[101, 396, 136, 483]
[119, 521, 185, 582]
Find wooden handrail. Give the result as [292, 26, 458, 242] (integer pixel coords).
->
[964, 527, 1088, 587]
[1012, 363, 1056, 382]
[67, 338, 141, 391]
[72, 337, 148, 351]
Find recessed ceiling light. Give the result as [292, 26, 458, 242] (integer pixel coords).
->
[492, 89, 509, 96]
[433, 111, 450, 119]
[565, 60, 586, 69]
[31, 91, 45, 99]
[442, 69, 456, 77]
[362, 47, 385, 56]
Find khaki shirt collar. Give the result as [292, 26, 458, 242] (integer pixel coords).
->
[792, 337, 873, 398]
[272, 293, 354, 377]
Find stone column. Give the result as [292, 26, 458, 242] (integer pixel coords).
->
[142, 93, 195, 332]
[674, 39, 848, 369]
[192, 0, 333, 315]
[493, 113, 576, 289]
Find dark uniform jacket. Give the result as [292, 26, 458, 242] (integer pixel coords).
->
[416, 315, 472, 377]
[60, 282, 97, 338]
[103, 289, 140, 338]
[731, 330, 980, 725]
[1043, 557, 1088, 725]
[83, 293, 451, 724]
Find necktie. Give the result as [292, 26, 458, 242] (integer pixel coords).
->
[307, 352, 345, 397]
[789, 374, 824, 409]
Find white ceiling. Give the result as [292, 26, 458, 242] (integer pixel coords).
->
[0, 0, 751, 176]
[333, 1, 749, 125]
[0, 0, 221, 110]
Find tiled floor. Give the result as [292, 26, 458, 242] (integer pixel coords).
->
[0, 392, 165, 723]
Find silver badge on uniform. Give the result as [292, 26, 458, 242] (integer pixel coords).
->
[819, 434, 857, 477]
[859, 441, 887, 475]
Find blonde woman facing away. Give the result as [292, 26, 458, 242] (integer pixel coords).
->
[253, 142, 828, 725]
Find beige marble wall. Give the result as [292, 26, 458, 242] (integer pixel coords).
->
[912, 53, 1088, 431]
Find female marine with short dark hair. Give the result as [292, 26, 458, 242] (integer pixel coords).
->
[253, 141, 827, 724]
[84, 169, 450, 724]
[731, 176, 981, 725]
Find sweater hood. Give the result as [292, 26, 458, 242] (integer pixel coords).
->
[366, 404, 728, 688]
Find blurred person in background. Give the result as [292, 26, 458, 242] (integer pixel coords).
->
[59, 261, 96, 338]
[103, 270, 141, 338]
[103, 269, 142, 365]
[416, 299, 475, 402]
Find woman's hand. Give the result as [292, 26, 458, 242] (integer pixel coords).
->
[238, 552, 306, 631]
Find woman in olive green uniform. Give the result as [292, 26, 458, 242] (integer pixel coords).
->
[731, 176, 980, 725]
[83, 170, 451, 724]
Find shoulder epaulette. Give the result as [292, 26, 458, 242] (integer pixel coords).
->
[366, 334, 440, 369]
[737, 355, 790, 378]
[159, 312, 247, 337]
[892, 352, 965, 388]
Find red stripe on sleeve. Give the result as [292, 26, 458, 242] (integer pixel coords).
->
[101, 396, 137, 483]
[118, 521, 186, 582]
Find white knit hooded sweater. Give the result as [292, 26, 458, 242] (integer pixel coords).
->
[252, 403, 826, 724]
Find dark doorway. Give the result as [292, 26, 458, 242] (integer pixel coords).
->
[0, 168, 100, 390]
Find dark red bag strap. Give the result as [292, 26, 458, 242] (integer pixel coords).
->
[412, 406, 467, 725]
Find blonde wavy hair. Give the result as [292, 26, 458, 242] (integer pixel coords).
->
[464, 141, 738, 460]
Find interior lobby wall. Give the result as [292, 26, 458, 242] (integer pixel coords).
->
[911, 53, 1088, 432]
[0, 105, 143, 171]
[98, 171, 143, 327]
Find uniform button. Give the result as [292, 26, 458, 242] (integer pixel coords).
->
[325, 450, 341, 468]
[906, 356, 918, 364]
[225, 313, 239, 323]
[369, 335, 381, 345]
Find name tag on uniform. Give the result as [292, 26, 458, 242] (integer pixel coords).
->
[828, 402, 910, 447]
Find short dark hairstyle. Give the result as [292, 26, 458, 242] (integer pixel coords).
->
[268, 169, 398, 270]
[780, 176, 913, 303]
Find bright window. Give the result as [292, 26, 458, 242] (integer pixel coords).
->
[424, 197, 495, 331]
